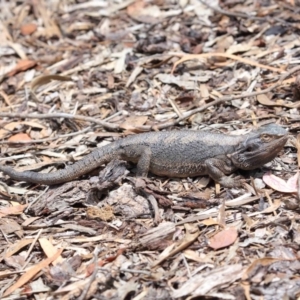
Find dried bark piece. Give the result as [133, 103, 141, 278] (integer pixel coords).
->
[139, 222, 175, 250]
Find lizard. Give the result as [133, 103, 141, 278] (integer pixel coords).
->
[0, 123, 288, 187]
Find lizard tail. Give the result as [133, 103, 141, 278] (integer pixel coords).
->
[0, 146, 118, 185]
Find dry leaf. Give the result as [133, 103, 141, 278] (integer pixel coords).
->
[0, 121, 45, 139]
[119, 115, 148, 130]
[7, 59, 36, 77]
[127, 0, 160, 24]
[226, 43, 252, 55]
[286, 0, 295, 5]
[20, 23, 37, 35]
[242, 257, 293, 280]
[8, 133, 32, 142]
[4, 239, 34, 259]
[39, 238, 64, 265]
[152, 223, 200, 266]
[201, 218, 221, 226]
[183, 249, 207, 263]
[30, 74, 73, 101]
[257, 94, 300, 108]
[3, 248, 63, 297]
[156, 73, 210, 90]
[208, 227, 238, 250]
[31, 75, 73, 92]
[22, 217, 41, 227]
[248, 199, 281, 217]
[296, 133, 300, 167]
[172, 264, 243, 298]
[86, 248, 127, 276]
[263, 172, 298, 193]
[218, 199, 226, 227]
[0, 204, 27, 218]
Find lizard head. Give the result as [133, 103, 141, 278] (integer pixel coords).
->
[228, 124, 288, 170]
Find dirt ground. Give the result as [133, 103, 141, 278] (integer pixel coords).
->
[1, 0, 300, 299]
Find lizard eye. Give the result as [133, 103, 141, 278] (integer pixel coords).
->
[260, 134, 271, 142]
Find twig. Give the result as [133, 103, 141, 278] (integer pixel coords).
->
[77, 247, 101, 300]
[25, 186, 49, 213]
[0, 275, 17, 299]
[182, 253, 192, 278]
[0, 126, 92, 145]
[120, 268, 151, 275]
[171, 52, 284, 73]
[146, 194, 161, 225]
[167, 98, 183, 118]
[0, 112, 119, 130]
[0, 181, 10, 193]
[24, 229, 43, 261]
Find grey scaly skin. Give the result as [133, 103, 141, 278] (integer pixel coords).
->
[0, 124, 288, 187]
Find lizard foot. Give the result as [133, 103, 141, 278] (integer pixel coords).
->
[218, 176, 245, 188]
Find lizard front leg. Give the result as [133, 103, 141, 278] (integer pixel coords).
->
[205, 158, 241, 188]
[136, 148, 152, 177]
[120, 145, 152, 177]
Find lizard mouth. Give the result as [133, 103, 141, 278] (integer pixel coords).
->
[230, 135, 288, 170]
